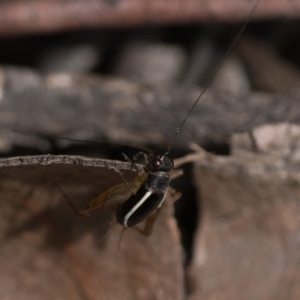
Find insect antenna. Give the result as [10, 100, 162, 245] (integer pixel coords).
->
[166, 0, 260, 155]
[45, 135, 154, 154]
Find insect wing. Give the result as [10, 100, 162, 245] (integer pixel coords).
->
[82, 173, 145, 215]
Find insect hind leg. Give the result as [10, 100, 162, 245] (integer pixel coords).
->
[110, 166, 135, 194]
[136, 206, 163, 236]
[51, 181, 89, 217]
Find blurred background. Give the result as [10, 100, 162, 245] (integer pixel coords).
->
[0, 0, 300, 299]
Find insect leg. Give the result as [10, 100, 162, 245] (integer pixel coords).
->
[52, 181, 89, 217]
[169, 168, 184, 180]
[133, 151, 149, 164]
[110, 166, 135, 194]
[79, 180, 144, 215]
[167, 186, 177, 197]
[53, 175, 144, 217]
[138, 205, 163, 236]
[121, 153, 148, 187]
[122, 153, 142, 173]
[117, 226, 127, 250]
[167, 187, 182, 204]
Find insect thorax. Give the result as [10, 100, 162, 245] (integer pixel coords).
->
[146, 172, 171, 194]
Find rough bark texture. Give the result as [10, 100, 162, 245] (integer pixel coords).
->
[0, 155, 184, 300]
[0, 0, 298, 36]
[1, 66, 300, 153]
[189, 123, 300, 300]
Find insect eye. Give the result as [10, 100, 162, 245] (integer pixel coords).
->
[152, 157, 162, 170]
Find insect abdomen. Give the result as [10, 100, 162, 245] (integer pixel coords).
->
[117, 183, 165, 228]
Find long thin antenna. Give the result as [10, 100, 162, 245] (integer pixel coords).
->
[166, 0, 260, 154]
[45, 135, 153, 154]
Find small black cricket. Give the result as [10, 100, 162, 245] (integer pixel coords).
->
[58, 0, 260, 236]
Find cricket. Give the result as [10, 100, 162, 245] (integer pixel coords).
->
[55, 0, 261, 236]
